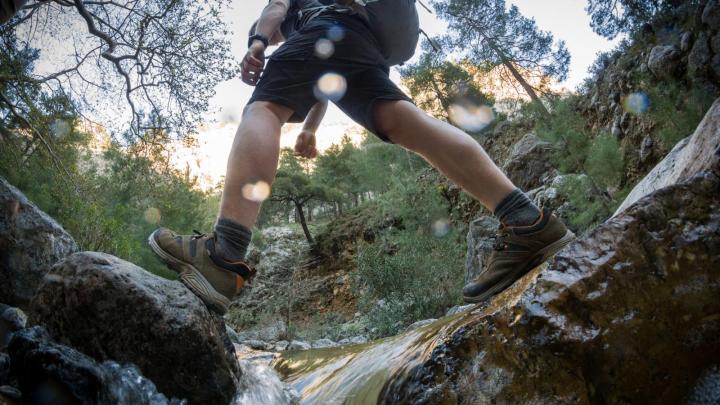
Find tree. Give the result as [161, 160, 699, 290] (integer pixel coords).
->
[432, 0, 570, 114]
[269, 149, 342, 244]
[314, 135, 362, 214]
[1, 0, 237, 139]
[585, 0, 683, 39]
[400, 42, 493, 121]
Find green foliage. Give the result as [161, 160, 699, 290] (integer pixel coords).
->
[585, 0, 682, 39]
[534, 96, 626, 230]
[644, 81, 716, 149]
[354, 229, 465, 338]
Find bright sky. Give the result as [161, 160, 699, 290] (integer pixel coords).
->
[178, 0, 620, 188]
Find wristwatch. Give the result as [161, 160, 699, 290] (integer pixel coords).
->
[248, 34, 269, 49]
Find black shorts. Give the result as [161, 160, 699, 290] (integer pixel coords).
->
[247, 12, 413, 143]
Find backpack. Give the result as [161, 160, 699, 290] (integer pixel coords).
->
[337, 0, 420, 66]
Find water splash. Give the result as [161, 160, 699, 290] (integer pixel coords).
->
[327, 25, 345, 42]
[314, 39, 334, 59]
[242, 181, 271, 202]
[102, 362, 186, 404]
[144, 207, 161, 224]
[431, 219, 451, 238]
[623, 92, 650, 114]
[233, 346, 299, 405]
[448, 102, 494, 132]
[314, 73, 347, 102]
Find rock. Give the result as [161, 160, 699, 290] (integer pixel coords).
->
[0, 385, 20, 400]
[0, 305, 27, 349]
[711, 33, 720, 55]
[335, 275, 345, 285]
[611, 116, 623, 138]
[226, 325, 242, 345]
[501, 133, 555, 190]
[614, 97, 720, 216]
[687, 365, 720, 405]
[382, 172, 720, 404]
[274, 340, 290, 351]
[0, 352, 9, 383]
[647, 45, 681, 78]
[639, 134, 654, 163]
[0, 177, 78, 307]
[338, 338, 350, 345]
[405, 319, 436, 331]
[349, 336, 368, 345]
[688, 32, 711, 76]
[29, 252, 240, 404]
[712, 54, 720, 79]
[702, 0, 720, 27]
[287, 340, 311, 351]
[242, 340, 273, 351]
[311, 339, 337, 349]
[680, 31, 693, 52]
[464, 216, 500, 284]
[8, 326, 176, 404]
[446, 304, 475, 317]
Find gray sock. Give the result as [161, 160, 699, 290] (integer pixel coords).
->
[494, 189, 541, 227]
[214, 217, 252, 262]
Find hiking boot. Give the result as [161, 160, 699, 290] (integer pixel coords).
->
[462, 209, 575, 303]
[148, 228, 256, 314]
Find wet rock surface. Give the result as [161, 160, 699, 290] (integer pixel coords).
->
[7, 326, 179, 404]
[0, 177, 78, 307]
[380, 172, 720, 404]
[29, 252, 240, 404]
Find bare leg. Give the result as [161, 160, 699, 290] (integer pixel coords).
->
[374, 100, 515, 211]
[219, 101, 294, 228]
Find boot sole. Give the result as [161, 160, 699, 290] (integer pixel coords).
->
[148, 231, 230, 315]
[463, 230, 576, 304]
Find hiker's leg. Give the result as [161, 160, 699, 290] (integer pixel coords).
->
[219, 101, 294, 228]
[374, 100, 515, 211]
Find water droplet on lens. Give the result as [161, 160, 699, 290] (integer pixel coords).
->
[242, 181, 271, 202]
[50, 119, 71, 139]
[144, 207, 161, 224]
[448, 102, 494, 132]
[432, 219, 451, 238]
[622, 92, 650, 114]
[314, 73, 347, 102]
[314, 38, 335, 59]
[327, 25, 345, 42]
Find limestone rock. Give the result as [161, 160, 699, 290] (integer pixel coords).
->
[287, 340, 311, 351]
[0, 177, 78, 307]
[614, 97, 720, 216]
[688, 32, 711, 76]
[680, 31, 693, 52]
[702, 0, 720, 28]
[501, 133, 555, 190]
[464, 216, 500, 285]
[311, 339, 337, 349]
[382, 172, 720, 404]
[29, 252, 240, 404]
[647, 45, 681, 78]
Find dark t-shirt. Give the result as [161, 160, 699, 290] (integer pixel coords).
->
[280, 0, 332, 39]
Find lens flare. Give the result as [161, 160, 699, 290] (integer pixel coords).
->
[327, 25, 345, 42]
[314, 38, 335, 59]
[448, 103, 495, 132]
[50, 119, 71, 139]
[315, 73, 347, 102]
[242, 181, 271, 202]
[432, 219, 451, 238]
[144, 207, 161, 224]
[622, 92, 650, 114]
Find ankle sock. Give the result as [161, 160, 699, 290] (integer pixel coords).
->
[494, 189, 541, 227]
[214, 217, 252, 262]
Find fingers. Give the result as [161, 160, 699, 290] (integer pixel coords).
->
[241, 53, 265, 86]
[294, 132, 318, 159]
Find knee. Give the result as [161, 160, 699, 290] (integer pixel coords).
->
[374, 101, 423, 148]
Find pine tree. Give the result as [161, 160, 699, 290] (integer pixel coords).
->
[586, 0, 682, 39]
[432, 0, 570, 114]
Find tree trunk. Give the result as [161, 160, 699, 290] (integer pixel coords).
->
[489, 43, 549, 115]
[430, 76, 452, 119]
[294, 201, 314, 245]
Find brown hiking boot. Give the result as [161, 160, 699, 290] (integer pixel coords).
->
[463, 209, 575, 303]
[148, 228, 256, 314]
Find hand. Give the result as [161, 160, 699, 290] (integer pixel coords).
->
[241, 42, 266, 86]
[294, 130, 318, 159]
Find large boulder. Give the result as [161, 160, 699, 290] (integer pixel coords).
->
[647, 45, 682, 78]
[29, 252, 240, 404]
[501, 133, 555, 190]
[0, 177, 78, 307]
[614, 97, 720, 215]
[381, 171, 720, 404]
[688, 32, 712, 77]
